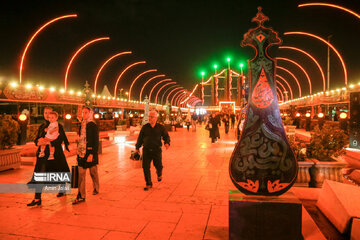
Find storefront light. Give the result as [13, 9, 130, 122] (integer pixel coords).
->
[18, 114, 27, 121]
[318, 112, 324, 118]
[340, 112, 347, 119]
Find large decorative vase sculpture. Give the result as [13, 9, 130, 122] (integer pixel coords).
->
[142, 96, 149, 126]
[164, 101, 171, 124]
[229, 8, 298, 196]
[176, 107, 183, 124]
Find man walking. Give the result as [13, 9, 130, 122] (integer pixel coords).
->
[135, 110, 170, 191]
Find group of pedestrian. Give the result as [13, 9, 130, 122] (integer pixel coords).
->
[27, 106, 99, 206]
[205, 111, 240, 143]
[27, 107, 171, 206]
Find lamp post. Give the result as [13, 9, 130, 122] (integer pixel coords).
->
[295, 112, 301, 128]
[18, 114, 28, 145]
[239, 63, 245, 107]
[214, 64, 218, 75]
[114, 112, 119, 130]
[317, 112, 325, 129]
[64, 113, 72, 132]
[305, 112, 311, 131]
[339, 112, 348, 132]
[226, 58, 231, 101]
[201, 71, 205, 105]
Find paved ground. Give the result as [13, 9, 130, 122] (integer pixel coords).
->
[0, 125, 235, 240]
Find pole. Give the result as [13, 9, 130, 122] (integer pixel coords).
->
[327, 35, 332, 117]
[327, 35, 332, 91]
[201, 75, 204, 105]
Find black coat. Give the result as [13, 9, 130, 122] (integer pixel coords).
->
[29, 121, 70, 184]
[77, 121, 99, 168]
[208, 117, 220, 139]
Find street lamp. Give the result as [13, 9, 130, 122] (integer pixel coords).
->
[317, 112, 325, 129]
[227, 57, 231, 69]
[214, 64, 218, 74]
[201, 72, 205, 105]
[18, 114, 28, 145]
[305, 112, 311, 131]
[64, 114, 72, 132]
[339, 112, 348, 132]
[295, 112, 301, 128]
[114, 112, 119, 130]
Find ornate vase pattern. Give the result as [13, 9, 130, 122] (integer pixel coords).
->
[229, 7, 298, 196]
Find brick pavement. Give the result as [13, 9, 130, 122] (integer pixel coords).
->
[0, 125, 235, 240]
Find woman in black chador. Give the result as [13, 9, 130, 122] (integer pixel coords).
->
[27, 107, 70, 206]
[208, 113, 220, 143]
[222, 114, 230, 134]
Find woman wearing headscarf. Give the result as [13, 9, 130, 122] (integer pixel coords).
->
[72, 106, 99, 204]
[207, 113, 220, 143]
[27, 107, 70, 206]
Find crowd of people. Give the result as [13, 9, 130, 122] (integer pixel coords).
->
[27, 108, 172, 206]
[27, 106, 244, 206]
[205, 112, 241, 143]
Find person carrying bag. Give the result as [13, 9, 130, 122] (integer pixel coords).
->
[72, 106, 100, 204]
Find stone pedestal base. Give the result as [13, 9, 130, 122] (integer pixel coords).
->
[351, 218, 360, 240]
[316, 180, 360, 234]
[229, 191, 302, 240]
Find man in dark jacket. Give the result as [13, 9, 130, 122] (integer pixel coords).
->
[135, 110, 170, 191]
[72, 106, 99, 204]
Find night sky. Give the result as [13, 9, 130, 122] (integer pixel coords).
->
[1, 0, 360, 99]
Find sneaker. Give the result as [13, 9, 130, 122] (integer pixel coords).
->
[143, 185, 152, 191]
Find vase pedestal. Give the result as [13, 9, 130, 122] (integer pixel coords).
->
[229, 191, 302, 240]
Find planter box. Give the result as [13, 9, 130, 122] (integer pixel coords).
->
[116, 125, 127, 131]
[310, 158, 346, 188]
[295, 160, 315, 187]
[285, 125, 296, 134]
[65, 132, 78, 143]
[0, 147, 22, 171]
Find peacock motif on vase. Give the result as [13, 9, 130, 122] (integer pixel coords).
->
[229, 7, 298, 196]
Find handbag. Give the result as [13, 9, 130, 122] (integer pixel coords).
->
[130, 150, 142, 168]
[71, 165, 79, 188]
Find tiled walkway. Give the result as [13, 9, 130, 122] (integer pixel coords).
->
[0, 125, 236, 240]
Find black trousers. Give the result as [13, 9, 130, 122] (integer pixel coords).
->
[33, 160, 66, 199]
[142, 147, 163, 186]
